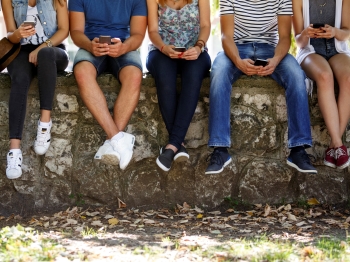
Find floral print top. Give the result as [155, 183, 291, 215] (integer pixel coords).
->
[149, 0, 203, 52]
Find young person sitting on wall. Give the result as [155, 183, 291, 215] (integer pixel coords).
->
[68, 0, 147, 170]
[205, 0, 317, 175]
[292, 0, 350, 169]
[146, 0, 211, 171]
[2, 0, 69, 179]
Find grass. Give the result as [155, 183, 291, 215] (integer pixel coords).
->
[0, 224, 63, 262]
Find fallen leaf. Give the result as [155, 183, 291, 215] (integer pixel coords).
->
[91, 220, 104, 227]
[118, 198, 127, 208]
[108, 218, 119, 226]
[288, 213, 298, 221]
[157, 214, 168, 219]
[197, 214, 203, 219]
[264, 204, 271, 217]
[86, 212, 100, 217]
[308, 198, 320, 205]
[208, 211, 221, 215]
[104, 215, 114, 219]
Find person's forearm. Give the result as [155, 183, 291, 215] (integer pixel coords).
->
[121, 33, 145, 54]
[273, 37, 290, 64]
[197, 24, 210, 44]
[47, 28, 69, 46]
[295, 29, 310, 48]
[7, 30, 22, 44]
[222, 34, 241, 65]
[148, 31, 166, 50]
[70, 30, 93, 52]
[334, 27, 350, 41]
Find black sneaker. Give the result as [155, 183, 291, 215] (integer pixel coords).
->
[156, 148, 175, 171]
[174, 145, 189, 162]
[205, 148, 232, 174]
[287, 148, 317, 174]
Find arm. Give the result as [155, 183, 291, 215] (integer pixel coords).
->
[315, 0, 350, 41]
[258, 15, 291, 76]
[221, 14, 257, 75]
[29, 0, 69, 65]
[1, 0, 35, 44]
[182, 0, 211, 60]
[292, 0, 311, 48]
[109, 15, 147, 58]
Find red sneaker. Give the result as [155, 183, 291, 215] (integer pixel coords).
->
[335, 145, 350, 169]
[324, 148, 336, 168]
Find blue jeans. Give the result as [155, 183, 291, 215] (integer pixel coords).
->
[7, 44, 69, 139]
[146, 50, 211, 149]
[208, 43, 312, 149]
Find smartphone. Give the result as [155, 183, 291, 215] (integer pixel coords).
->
[173, 47, 186, 52]
[312, 23, 325, 28]
[254, 58, 268, 67]
[99, 35, 111, 45]
[23, 21, 36, 28]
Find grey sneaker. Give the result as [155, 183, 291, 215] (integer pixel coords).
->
[205, 148, 232, 174]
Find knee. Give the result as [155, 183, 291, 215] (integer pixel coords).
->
[316, 70, 333, 85]
[74, 62, 96, 86]
[37, 47, 55, 62]
[121, 68, 142, 92]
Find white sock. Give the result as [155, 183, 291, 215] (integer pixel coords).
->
[39, 120, 51, 128]
[111, 132, 124, 141]
[9, 149, 21, 154]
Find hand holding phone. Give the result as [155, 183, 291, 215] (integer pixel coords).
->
[23, 21, 36, 28]
[173, 47, 186, 52]
[254, 58, 268, 67]
[99, 35, 111, 45]
[312, 23, 325, 29]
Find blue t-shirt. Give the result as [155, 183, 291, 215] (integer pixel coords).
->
[68, 0, 147, 41]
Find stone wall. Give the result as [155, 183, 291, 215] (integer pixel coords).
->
[0, 72, 349, 215]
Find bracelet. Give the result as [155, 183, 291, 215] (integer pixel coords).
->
[160, 45, 165, 52]
[196, 39, 205, 46]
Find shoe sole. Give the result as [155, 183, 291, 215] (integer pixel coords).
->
[7, 172, 22, 179]
[324, 160, 336, 168]
[101, 154, 120, 166]
[174, 152, 189, 162]
[286, 160, 317, 174]
[337, 158, 350, 169]
[156, 157, 170, 172]
[205, 158, 232, 175]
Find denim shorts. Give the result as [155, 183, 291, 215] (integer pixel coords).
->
[73, 48, 142, 80]
[310, 38, 339, 60]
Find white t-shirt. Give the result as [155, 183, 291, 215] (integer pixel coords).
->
[220, 0, 293, 46]
[22, 5, 48, 45]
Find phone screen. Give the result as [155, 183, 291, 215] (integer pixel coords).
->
[173, 47, 186, 52]
[99, 36, 111, 45]
[312, 23, 325, 28]
[254, 59, 268, 67]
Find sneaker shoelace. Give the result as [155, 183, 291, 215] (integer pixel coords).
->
[335, 147, 347, 159]
[206, 150, 224, 165]
[7, 154, 21, 169]
[36, 128, 49, 146]
[326, 149, 335, 158]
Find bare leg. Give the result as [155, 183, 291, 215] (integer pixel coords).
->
[10, 139, 21, 149]
[113, 66, 142, 131]
[301, 54, 342, 148]
[74, 61, 119, 139]
[40, 109, 51, 122]
[328, 54, 350, 140]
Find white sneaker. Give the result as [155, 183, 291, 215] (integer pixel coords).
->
[34, 120, 52, 155]
[110, 132, 135, 170]
[96, 140, 120, 166]
[6, 150, 22, 179]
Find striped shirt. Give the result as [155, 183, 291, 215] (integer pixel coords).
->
[220, 0, 292, 46]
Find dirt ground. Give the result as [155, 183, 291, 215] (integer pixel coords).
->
[1, 202, 349, 261]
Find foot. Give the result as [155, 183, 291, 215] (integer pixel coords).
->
[324, 147, 336, 168]
[173, 145, 189, 162]
[94, 140, 119, 164]
[6, 150, 22, 179]
[156, 148, 175, 171]
[205, 147, 232, 175]
[110, 132, 135, 170]
[33, 119, 52, 155]
[335, 145, 350, 169]
[287, 148, 317, 174]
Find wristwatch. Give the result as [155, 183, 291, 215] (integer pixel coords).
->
[45, 39, 53, 47]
